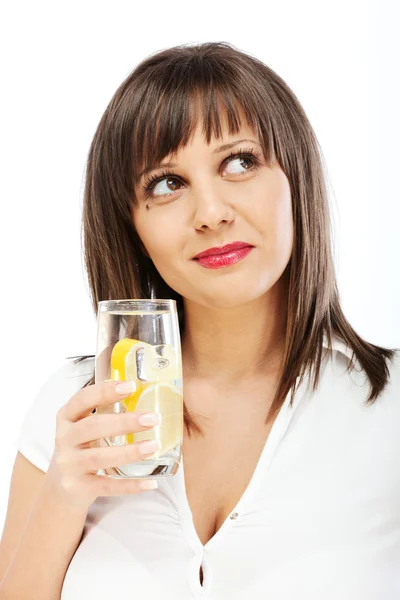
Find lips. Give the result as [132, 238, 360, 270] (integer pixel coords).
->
[193, 241, 253, 260]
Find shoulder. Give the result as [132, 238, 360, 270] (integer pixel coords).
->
[16, 356, 95, 472]
[33, 356, 96, 409]
[62, 356, 96, 382]
[321, 344, 400, 408]
[382, 349, 400, 399]
[351, 348, 400, 412]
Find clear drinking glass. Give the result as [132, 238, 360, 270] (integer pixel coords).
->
[94, 299, 183, 478]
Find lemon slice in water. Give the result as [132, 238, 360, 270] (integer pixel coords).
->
[110, 338, 183, 451]
[110, 338, 152, 443]
[133, 382, 183, 458]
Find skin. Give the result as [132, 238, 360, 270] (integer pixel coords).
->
[132, 110, 293, 418]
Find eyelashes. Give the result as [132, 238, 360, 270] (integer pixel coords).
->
[141, 147, 262, 205]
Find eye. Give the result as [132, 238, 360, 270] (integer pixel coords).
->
[141, 147, 262, 203]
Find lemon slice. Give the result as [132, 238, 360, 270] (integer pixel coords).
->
[133, 382, 183, 458]
[110, 338, 152, 443]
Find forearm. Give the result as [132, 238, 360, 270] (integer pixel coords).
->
[0, 474, 88, 600]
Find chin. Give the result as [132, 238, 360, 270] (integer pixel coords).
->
[196, 287, 270, 310]
[168, 271, 277, 309]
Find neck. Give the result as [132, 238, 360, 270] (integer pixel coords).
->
[181, 291, 287, 387]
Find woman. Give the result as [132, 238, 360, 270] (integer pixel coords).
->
[1, 41, 399, 599]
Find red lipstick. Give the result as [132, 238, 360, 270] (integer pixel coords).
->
[193, 241, 254, 269]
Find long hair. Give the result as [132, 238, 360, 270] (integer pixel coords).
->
[71, 41, 398, 438]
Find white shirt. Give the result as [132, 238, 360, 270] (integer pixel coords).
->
[16, 336, 400, 599]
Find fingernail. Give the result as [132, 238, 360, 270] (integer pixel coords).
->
[115, 381, 136, 395]
[139, 439, 162, 455]
[139, 480, 158, 490]
[138, 412, 162, 426]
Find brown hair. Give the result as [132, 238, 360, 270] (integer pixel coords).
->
[70, 41, 399, 438]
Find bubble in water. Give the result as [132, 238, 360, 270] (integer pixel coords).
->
[153, 357, 170, 370]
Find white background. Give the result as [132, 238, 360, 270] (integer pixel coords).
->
[0, 0, 399, 533]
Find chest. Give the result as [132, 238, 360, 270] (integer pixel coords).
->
[181, 415, 276, 548]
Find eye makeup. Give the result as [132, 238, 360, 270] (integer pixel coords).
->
[141, 147, 262, 207]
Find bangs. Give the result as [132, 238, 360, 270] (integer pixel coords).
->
[130, 64, 277, 197]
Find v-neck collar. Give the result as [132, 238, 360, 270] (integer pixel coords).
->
[170, 371, 310, 553]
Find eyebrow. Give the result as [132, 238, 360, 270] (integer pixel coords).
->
[137, 138, 260, 181]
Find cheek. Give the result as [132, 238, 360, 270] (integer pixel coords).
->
[134, 212, 185, 282]
[134, 212, 176, 259]
[274, 200, 294, 256]
[253, 191, 293, 258]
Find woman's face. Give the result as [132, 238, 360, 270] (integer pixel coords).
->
[132, 116, 293, 309]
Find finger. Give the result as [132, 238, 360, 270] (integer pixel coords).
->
[93, 475, 158, 496]
[68, 411, 161, 447]
[61, 379, 137, 422]
[71, 439, 161, 472]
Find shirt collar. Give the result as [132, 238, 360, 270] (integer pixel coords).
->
[322, 332, 355, 363]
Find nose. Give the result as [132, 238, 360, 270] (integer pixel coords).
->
[192, 184, 235, 231]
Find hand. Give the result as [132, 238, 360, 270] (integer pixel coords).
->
[46, 379, 161, 510]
